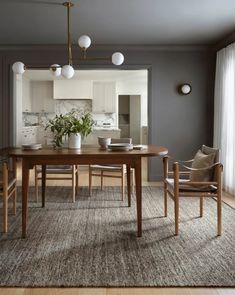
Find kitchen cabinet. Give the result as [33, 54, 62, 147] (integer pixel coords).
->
[92, 82, 117, 113]
[31, 81, 54, 112]
[22, 76, 32, 112]
[22, 98, 31, 113]
[53, 80, 93, 99]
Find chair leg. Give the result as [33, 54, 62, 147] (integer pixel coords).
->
[72, 165, 76, 203]
[126, 165, 131, 207]
[88, 166, 92, 197]
[35, 166, 39, 202]
[76, 165, 79, 195]
[173, 162, 179, 235]
[121, 165, 125, 201]
[217, 192, 222, 236]
[174, 196, 179, 235]
[131, 169, 134, 194]
[163, 156, 169, 217]
[13, 187, 17, 215]
[3, 162, 8, 233]
[200, 197, 203, 217]
[3, 191, 8, 233]
[164, 181, 168, 217]
[101, 171, 104, 190]
[13, 158, 17, 214]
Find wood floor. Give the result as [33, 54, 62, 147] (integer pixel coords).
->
[1, 163, 234, 295]
[0, 288, 234, 295]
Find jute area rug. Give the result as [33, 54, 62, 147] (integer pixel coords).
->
[0, 186, 234, 287]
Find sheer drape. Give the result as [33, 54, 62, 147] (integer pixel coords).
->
[214, 43, 235, 196]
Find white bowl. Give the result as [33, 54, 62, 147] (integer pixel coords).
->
[98, 137, 111, 149]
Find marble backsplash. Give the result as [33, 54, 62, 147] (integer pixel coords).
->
[22, 99, 117, 127]
[55, 99, 92, 114]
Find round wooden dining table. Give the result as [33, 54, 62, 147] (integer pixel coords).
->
[5, 145, 168, 238]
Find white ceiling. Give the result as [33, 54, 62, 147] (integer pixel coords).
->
[1, 0, 235, 45]
[23, 69, 148, 81]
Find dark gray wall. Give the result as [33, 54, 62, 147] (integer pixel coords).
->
[147, 50, 215, 180]
[0, 45, 216, 180]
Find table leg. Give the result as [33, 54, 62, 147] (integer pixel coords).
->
[22, 159, 29, 239]
[135, 158, 142, 237]
[42, 165, 46, 208]
[126, 164, 131, 207]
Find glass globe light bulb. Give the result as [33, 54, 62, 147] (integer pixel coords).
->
[112, 52, 124, 66]
[78, 35, 91, 49]
[12, 61, 25, 74]
[49, 64, 61, 77]
[181, 84, 191, 94]
[61, 65, 74, 79]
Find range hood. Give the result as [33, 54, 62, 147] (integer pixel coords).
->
[53, 80, 93, 99]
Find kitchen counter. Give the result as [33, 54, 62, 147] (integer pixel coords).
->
[22, 125, 41, 128]
[93, 127, 121, 131]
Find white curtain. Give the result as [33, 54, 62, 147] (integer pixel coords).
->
[214, 43, 235, 196]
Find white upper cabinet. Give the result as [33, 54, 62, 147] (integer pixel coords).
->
[53, 80, 93, 99]
[31, 81, 54, 112]
[92, 82, 116, 113]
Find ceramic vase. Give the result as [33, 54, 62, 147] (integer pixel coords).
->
[68, 133, 81, 149]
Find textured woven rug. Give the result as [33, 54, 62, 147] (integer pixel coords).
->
[0, 186, 234, 287]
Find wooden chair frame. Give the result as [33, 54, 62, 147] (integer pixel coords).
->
[163, 155, 223, 236]
[88, 138, 134, 200]
[88, 164, 134, 200]
[0, 158, 17, 233]
[35, 165, 79, 202]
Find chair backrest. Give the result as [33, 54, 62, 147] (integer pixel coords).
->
[201, 145, 220, 181]
[111, 138, 132, 144]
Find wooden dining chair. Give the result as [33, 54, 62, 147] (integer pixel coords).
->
[34, 165, 79, 202]
[88, 138, 134, 200]
[163, 145, 223, 236]
[0, 156, 17, 233]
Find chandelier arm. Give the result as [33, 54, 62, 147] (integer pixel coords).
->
[25, 65, 61, 69]
[78, 56, 112, 61]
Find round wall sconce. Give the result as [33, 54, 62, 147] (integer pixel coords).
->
[178, 84, 192, 95]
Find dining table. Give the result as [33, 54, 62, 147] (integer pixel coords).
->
[4, 145, 168, 238]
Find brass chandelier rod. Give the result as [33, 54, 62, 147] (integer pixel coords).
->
[63, 1, 74, 66]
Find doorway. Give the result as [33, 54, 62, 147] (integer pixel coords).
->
[118, 95, 141, 144]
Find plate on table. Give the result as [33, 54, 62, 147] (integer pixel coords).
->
[22, 143, 42, 150]
[107, 143, 133, 151]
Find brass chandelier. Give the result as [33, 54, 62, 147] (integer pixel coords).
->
[12, 1, 124, 79]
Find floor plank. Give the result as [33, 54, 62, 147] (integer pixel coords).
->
[217, 289, 235, 295]
[107, 288, 191, 295]
[188, 288, 220, 295]
[0, 288, 231, 295]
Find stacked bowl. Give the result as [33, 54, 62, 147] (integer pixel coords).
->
[98, 137, 111, 149]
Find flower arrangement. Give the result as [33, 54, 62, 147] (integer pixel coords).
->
[46, 109, 95, 148]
